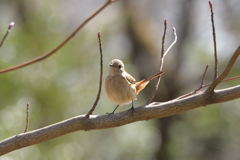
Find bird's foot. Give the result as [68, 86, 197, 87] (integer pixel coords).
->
[106, 105, 119, 116]
[128, 106, 135, 114]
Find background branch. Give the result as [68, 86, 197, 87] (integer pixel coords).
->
[0, 0, 117, 74]
[0, 22, 15, 48]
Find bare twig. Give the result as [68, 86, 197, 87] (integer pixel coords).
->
[204, 0, 232, 90]
[0, 0, 118, 74]
[220, 75, 240, 83]
[206, 46, 240, 93]
[147, 25, 177, 103]
[179, 73, 240, 95]
[85, 32, 103, 117]
[24, 104, 29, 133]
[209, 1, 218, 81]
[161, 19, 167, 57]
[202, 73, 240, 88]
[177, 65, 208, 99]
[199, 65, 209, 89]
[176, 46, 240, 99]
[2, 83, 240, 155]
[147, 19, 167, 103]
[0, 22, 15, 48]
[164, 27, 177, 56]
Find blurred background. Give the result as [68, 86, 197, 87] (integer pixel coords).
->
[0, 0, 240, 159]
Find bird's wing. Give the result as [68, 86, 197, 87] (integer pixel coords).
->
[124, 72, 136, 84]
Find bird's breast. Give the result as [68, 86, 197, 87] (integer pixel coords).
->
[105, 75, 136, 105]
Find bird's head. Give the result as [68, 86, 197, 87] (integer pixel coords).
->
[109, 59, 125, 75]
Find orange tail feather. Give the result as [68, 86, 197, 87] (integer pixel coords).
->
[135, 71, 164, 94]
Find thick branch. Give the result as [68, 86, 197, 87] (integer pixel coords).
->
[1, 85, 240, 155]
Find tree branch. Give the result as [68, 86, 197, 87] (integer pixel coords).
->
[0, 0, 117, 74]
[177, 65, 208, 99]
[1, 84, 240, 155]
[176, 46, 240, 99]
[206, 46, 240, 93]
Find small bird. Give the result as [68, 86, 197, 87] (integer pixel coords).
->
[105, 59, 164, 114]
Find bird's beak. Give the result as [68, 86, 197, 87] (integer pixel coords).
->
[109, 64, 114, 67]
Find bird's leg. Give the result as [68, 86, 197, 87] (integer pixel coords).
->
[128, 100, 135, 114]
[106, 105, 119, 115]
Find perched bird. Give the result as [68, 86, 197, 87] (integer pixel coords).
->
[105, 59, 164, 114]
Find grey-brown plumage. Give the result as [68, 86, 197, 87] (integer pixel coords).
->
[105, 59, 164, 114]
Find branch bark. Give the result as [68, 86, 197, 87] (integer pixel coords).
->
[1, 84, 240, 155]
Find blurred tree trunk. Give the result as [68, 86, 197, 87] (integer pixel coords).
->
[123, 0, 193, 159]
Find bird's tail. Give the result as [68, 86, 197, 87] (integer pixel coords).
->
[135, 71, 164, 94]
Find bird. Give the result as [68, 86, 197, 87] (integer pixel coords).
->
[105, 59, 164, 114]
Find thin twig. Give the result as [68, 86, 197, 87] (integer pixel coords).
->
[202, 73, 240, 88]
[164, 27, 177, 56]
[209, 1, 218, 81]
[202, 75, 240, 88]
[176, 47, 240, 99]
[203, 1, 239, 94]
[147, 25, 177, 103]
[206, 46, 240, 93]
[0, 0, 118, 74]
[219, 75, 240, 83]
[177, 65, 208, 99]
[0, 22, 15, 48]
[24, 104, 29, 133]
[161, 19, 167, 57]
[85, 32, 103, 117]
[176, 47, 240, 98]
[199, 65, 209, 89]
[147, 20, 167, 104]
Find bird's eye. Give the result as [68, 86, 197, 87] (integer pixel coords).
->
[118, 65, 122, 69]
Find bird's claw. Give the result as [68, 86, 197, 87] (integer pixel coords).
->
[128, 106, 135, 114]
